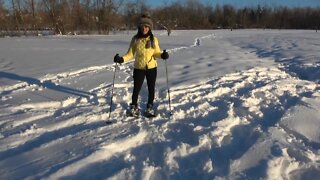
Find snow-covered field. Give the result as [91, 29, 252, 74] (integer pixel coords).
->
[0, 30, 319, 179]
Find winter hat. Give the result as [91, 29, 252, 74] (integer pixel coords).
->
[138, 12, 153, 29]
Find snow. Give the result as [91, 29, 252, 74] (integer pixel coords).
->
[1, 29, 320, 179]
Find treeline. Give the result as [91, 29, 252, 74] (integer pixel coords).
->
[0, 0, 319, 36]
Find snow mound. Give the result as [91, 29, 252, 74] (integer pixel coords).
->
[1, 65, 319, 179]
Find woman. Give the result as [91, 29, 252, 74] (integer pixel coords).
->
[114, 12, 169, 117]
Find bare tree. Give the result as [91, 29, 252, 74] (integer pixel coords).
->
[153, 3, 180, 35]
[0, 0, 8, 33]
[22, 0, 39, 33]
[123, 2, 139, 30]
[93, 0, 123, 34]
[42, 0, 61, 34]
[1, 0, 320, 36]
[11, 0, 23, 32]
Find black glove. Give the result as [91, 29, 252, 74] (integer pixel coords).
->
[161, 50, 169, 60]
[114, 54, 124, 64]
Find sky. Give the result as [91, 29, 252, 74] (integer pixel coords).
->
[148, 0, 320, 8]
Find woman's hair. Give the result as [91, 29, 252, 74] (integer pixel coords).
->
[134, 29, 155, 49]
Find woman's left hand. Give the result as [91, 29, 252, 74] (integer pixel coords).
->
[161, 50, 169, 60]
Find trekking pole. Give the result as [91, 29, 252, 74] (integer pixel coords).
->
[109, 63, 118, 119]
[164, 54, 173, 116]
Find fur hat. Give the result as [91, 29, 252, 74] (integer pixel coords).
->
[138, 12, 153, 29]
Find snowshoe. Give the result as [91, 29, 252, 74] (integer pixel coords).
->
[143, 104, 157, 118]
[126, 104, 140, 117]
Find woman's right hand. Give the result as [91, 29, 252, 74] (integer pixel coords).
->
[114, 54, 124, 64]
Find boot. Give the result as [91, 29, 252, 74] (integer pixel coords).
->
[144, 104, 156, 117]
[127, 104, 140, 117]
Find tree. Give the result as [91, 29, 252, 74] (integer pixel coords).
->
[123, 2, 139, 30]
[1, 0, 320, 36]
[41, 0, 63, 34]
[0, 0, 7, 31]
[222, 5, 236, 29]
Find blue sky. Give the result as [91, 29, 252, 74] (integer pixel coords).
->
[148, 0, 320, 8]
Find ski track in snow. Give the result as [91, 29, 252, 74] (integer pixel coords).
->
[1, 31, 320, 179]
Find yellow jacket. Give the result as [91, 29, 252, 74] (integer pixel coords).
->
[123, 36, 162, 70]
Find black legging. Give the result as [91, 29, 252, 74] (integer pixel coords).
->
[132, 68, 157, 106]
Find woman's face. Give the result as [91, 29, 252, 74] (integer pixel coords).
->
[141, 25, 150, 35]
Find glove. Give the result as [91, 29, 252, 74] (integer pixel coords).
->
[161, 50, 169, 60]
[114, 54, 124, 64]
